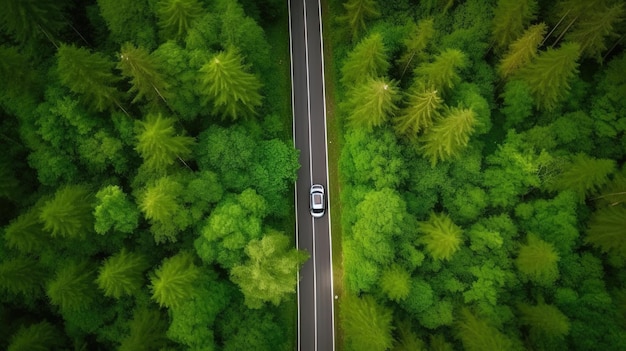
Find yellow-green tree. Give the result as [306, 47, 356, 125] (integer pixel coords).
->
[46, 261, 96, 312]
[456, 308, 514, 351]
[96, 249, 149, 299]
[498, 23, 546, 79]
[339, 0, 380, 40]
[135, 114, 195, 173]
[420, 107, 477, 166]
[414, 49, 467, 94]
[39, 184, 94, 239]
[546, 153, 616, 203]
[4, 209, 48, 254]
[7, 322, 63, 351]
[156, 0, 204, 40]
[379, 264, 411, 302]
[118, 43, 171, 106]
[418, 212, 463, 261]
[118, 308, 168, 351]
[398, 18, 435, 76]
[586, 206, 626, 260]
[518, 301, 570, 339]
[347, 77, 400, 130]
[341, 32, 389, 86]
[564, 2, 624, 62]
[491, 0, 538, 53]
[149, 252, 200, 309]
[515, 233, 560, 285]
[395, 88, 442, 137]
[342, 294, 394, 351]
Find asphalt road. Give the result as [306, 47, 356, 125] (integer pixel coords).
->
[288, 0, 335, 350]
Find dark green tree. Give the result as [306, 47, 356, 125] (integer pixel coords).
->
[96, 249, 149, 299]
[94, 185, 140, 235]
[118, 308, 168, 351]
[564, 2, 624, 62]
[455, 308, 515, 351]
[347, 77, 400, 130]
[414, 49, 467, 93]
[516, 233, 560, 286]
[0, 0, 66, 44]
[39, 184, 94, 239]
[0, 257, 45, 296]
[342, 294, 394, 351]
[56, 44, 121, 112]
[341, 33, 389, 86]
[546, 153, 616, 203]
[7, 321, 63, 351]
[46, 261, 96, 312]
[118, 43, 171, 106]
[419, 107, 477, 166]
[198, 48, 263, 121]
[517, 42, 580, 111]
[231, 232, 309, 309]
[417, 212, 463, 261]
[586, 206, 626, 260]
[491, 0, 538, 53]
[498, 23, 546, 79]
[4, 209, 48, 254]
[96, 0, 156, 47]
[339, 0, 380, 40]
[398, 18, 435, 76]
[395, 88, 442, 136]
[149, 251, 200, 309]
[134, 114, 195, 173]
[518, 301, 570, 339]
[156, 0, 204, 40]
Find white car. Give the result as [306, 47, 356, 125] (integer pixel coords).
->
[310, 184, 325, 218]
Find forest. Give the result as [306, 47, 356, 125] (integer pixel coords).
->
[329, 0, 626, 350]
[0, 0, 307, 350]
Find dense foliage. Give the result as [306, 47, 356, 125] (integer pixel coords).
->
[330, 0, 626, 350]
[0, 0, 302, 349]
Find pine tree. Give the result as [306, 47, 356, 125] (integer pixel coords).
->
[342, 294, 394, 351]
[517, 42, 580, 111]
[39, 184, 94, 239]
[456, 308, 513, 351]
[0, 257, 45, 296]
[230, 232, 309, 309]
[418, 212, 463, 261]
[586, 206, 626, 259]
[491, 0, 538, 53]
[398, 18, 435, 76]
[564, 3, 624, 62]
[498, 23, 547, 79]
[4, 209, 48, 253]
[420, 106, 477, 166]
[156, 0, 204, 39]
[119, 308, 168, 351]
[518, 302, 570, 339]
[96, 249, 149, 299]
[347, 77, 400, 130]
[46, 261, 95, 312]
[56, 44, 121, 112]
[198, 48, 263, 121]
[339, 0, 380, 40]
[118, 43, 171, 106]
[138, 176, 191, 243]
[135, 114, 195, 173]
[414, 49, 467, 93]
[7, 321, 63, 351]
[0, 0, 66, 44]
[546, 153, 616, 203]
[341, 32, 389, 86]
[149, 252, 200, 309]
[395, 88, 442, 136]
[379, 264, 411, 302]
[515, 233, 560, 285]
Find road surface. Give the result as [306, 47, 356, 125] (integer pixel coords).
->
[288, 0, 335, 350]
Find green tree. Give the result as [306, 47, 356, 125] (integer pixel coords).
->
[498, 23, 546, 79]
[456, 308, 514, 351]
[149, 252, 200, 309]
[198, 48, 263, 121]
[491, 0, 538, 53]
[4, 209, 48, 254]
[118, 43, 171, 106]
[46, 261, 96, 312]
[500, 80, 534, 128]
[342, 294, 394, 351]
[94, 185, 140, 235]
[56, 44, 121, 112]
[414, 49, 467, 93]
[119, 308, 168, 351]
[518, 301, 570, 339]
[586, 206, 626, 260]
[7, 321, 63, 351]
[0, 257, 45, 296]
[0, 0, 66, 44]
[339, 0, 380, 40]
[39, 184, 94, 239]
[517, 42, 580, 111]
[564, 3, 624, 62]
[96, 249, 149, 299]
[231, 232, 309, 309]
[546, 153, 616, 203]
[135, 114, 195, 173]
[516, 233, 560, 286]
[341, 33, 389, 86]
[347, 77, 400, 130]
[398, 18, 435, 76]
[96, 0, 156, 47]
[156, 0, 204, 40]
[417, 212, 463, 261]
[395, 88, 442, 136]
[419, 106, 477, 166]
[379, 264, 411, 302]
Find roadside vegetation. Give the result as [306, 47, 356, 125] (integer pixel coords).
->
[0, 0, 303, 350]
[328, 0, 626, 350]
